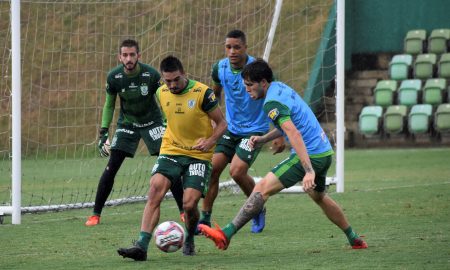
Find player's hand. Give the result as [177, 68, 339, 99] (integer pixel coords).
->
[302, 171, 316, 192]
[192, 137, 213, 152]
[249, 136, 264, 150]
[270, 137, 286, 155]
[98, 127, 110, 157]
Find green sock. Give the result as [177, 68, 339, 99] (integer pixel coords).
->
[201, 211, 212, 223]
[222, 223, 237, 240]
[137, 231, 152, 251]
[344, 226, 359, 245]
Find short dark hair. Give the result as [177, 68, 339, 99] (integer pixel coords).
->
[160, 55, 184, 73]
[241, 58, 273, 83]
[226, 29, 246, 44]
[120, 39, 139, 53]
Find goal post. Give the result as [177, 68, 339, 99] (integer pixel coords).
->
[1, 0, 339, 224]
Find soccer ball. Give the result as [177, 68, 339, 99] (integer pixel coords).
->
[154, 221, 185, 253]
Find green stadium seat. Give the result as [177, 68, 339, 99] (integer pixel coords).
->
[384, 105, 408, 134]
[428, 29, 450, 55]
[404, 29, 426, 55]
[414, 54, 437, 79]
[389, 54, 413, 80]
[423, 78, 446, 106]
[358, 106, 383, 136]
[438, 53, 450, 79]
[398, 79, 422, 107]
[373, 80, 398, 108]
[434, 103, 450, 133]
[408, 104, 433, 134]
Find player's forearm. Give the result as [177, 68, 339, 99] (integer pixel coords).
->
[261, 128, 283, 143]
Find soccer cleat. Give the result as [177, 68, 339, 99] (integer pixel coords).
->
[251, 207, 266, 233]
[117, 242, 147, 261]
[198, 222, 229, 250]
[351, 237, 368, 249]
[195, 219, 211, 235]
[85, 215, 100, 226]
[180, 212, 185, 223]
[182, 241, 196, 256]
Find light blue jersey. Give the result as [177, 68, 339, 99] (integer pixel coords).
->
[212, 56, 269, 135]
[263, 81, 333, 156]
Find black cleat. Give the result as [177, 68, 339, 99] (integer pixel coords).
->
[117, 242, 147, 261]
[182, 241, 196, 256]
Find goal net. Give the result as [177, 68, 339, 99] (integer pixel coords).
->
[0, 0, 335, 215]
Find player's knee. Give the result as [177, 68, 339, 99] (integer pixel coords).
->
[229, 165, 247, 180]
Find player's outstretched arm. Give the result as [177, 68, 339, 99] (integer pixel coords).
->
[280, 120, 315, 191]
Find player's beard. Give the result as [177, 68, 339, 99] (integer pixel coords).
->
[123, 61, 137, 72]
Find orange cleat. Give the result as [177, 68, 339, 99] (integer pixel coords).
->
[85, 215, 100, 226]
[351, 237, 368, 249]
[197, 222, 230, 250]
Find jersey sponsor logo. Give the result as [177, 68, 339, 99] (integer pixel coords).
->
[268, 108, 279, 120]
[116, 128, 134, 134]
[129, 82, 138, 89]
[142, 72, 151, 77]
[222, 134, 231, 140]
[149, 126, 165, 141]
[188, 99, 195, 109]
[140, 84, 148, 96]
[189, 163, 206, 177]
[114, 73, 123, 79]
[239, 138, 252, 152]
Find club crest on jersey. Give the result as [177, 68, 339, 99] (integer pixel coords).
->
[268, 108, 279, 120]
[140, 84, 148, 96]
[188, 99, 196, 108]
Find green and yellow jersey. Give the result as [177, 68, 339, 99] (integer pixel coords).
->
[157, 79, 218, 161]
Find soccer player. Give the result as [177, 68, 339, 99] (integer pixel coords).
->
[117, 56, 227, 261]
[199, 59, 368, 250]
[197, 29, 285, 234]
[85, 39, 184, 226]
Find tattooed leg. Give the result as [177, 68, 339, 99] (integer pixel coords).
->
[231, 192, 265, 231]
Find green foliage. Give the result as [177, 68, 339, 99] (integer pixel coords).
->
[0, 148, 449, 269]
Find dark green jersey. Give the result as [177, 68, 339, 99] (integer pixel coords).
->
[103, 62, 162, 127]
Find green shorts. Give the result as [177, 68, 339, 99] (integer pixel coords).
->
[151, 155, 212, 195]
[110, 122, 164, 158]
[214, 129, 264, 166]
[271, 153, 332, 192]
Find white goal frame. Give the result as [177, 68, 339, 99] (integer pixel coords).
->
[2, 0, 345, 225]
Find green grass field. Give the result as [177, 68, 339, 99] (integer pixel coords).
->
[0, 148, 449, 269]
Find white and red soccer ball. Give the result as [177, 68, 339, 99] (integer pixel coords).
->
[154, 221, 185, 253]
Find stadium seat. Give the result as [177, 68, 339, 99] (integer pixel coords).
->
[404, 29, 426, 55]
[408, 104, 433, 134]
[428, 29, 450, 55]
[384, 105, 408, 134]
[434, 103, 450, 133]
[414, 54, 437, 79]
[358, 106, 383, 136]
[423, 78, 447, 106]
[438, 53, 450, 79]
[373, 80, 398, 108]
[398, 79, 422, 107]
[389, 54, 413, 80]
